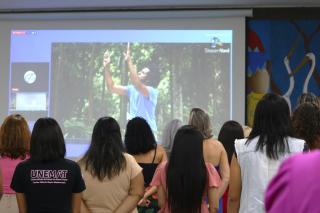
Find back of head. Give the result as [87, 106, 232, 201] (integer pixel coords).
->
[249, 93, 293, 159]
[81, 117, 126, 181]
[188, 108, 213, 139]
[167, 125, 207, 213]
[30, 117, 65, 162]
[296, 92, 320, 109]
[161, 119, 182, 157]
[218, 120, 244, 164]
[292, 103, 320, 150]
[0, 114, 30, 159]
[125, 117, 156, 155]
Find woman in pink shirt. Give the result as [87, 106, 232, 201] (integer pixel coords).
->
[150, 125, 221, 213]
[265, 151, 320, 212]
[0, 114, 30, 212]
[0, 165, 3, 200]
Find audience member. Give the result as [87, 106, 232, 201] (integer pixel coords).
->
[242, 125, 252, 138]
[292, 103, 320, 150]
[137, 119, 181, 211]
[0, 165, 3, 200]
[218, 121, 244, 164]
[151, 125, 221, 213]
[296, 92, 320, 108]
[189, 108, 229, 198]
[79, 117, 144, 213]
[265, 151, 320, 212]
[218, 120, 244, 213]
[10, 117, 85, 213]
[228, 93, 305, 213]
[125, 117, 167, 212]
[161, 119, 182, 158]
[0, 114, 30, 213]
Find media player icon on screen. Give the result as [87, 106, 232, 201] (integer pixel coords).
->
[24, 70, 37, 84]
[211, 37, 222, 48]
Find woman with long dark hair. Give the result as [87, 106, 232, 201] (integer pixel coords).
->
[79, 117, 144, 213]
[124, 117, 167, 212]
[218, 121, 244, 164]
[138, 119, 182, 209]
[10, 117, 85, 213]
[0, 114, 30, 213]
[228, 94, 305, 213]
[125, 117, 167, 186]
[217, 120, 244, 213]
[150, 125, 221, 213]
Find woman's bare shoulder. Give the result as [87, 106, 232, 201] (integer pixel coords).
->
[204, 138, 224, 149]
[156, 144, 167, 159]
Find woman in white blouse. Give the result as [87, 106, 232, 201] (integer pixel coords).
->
[228, 93, 305, 213]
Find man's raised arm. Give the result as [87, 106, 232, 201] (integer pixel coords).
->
[104, 51, 127, 96]
[124, 46, 150, 97]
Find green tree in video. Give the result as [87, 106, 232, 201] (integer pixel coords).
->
[51, 42, 228, 140]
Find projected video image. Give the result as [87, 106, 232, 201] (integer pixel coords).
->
[50, 41, 230, 140]
[9, 29, 233, 157]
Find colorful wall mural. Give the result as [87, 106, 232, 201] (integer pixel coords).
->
[247, 20, 320, 126]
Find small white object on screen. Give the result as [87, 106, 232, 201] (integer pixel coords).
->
[24, 70, 36, 84]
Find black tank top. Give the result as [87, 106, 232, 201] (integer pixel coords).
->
[138, 145, 159, 187]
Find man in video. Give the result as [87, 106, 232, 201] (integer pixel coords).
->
[103, 44, 160, 132]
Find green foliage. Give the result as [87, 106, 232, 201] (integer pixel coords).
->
[51, 42, 228, 140]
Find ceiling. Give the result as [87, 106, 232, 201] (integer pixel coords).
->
[0, 0, 320, 12]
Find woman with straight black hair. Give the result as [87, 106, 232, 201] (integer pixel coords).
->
[125, 117, 166, 212]
[218, 121, 244, 164]
[125, 117, 157, 154]
[228, 93, 305, 213]
[79, 117, 144, 213]
[10, 117, 85, 213]
[150, 125, 221, 213]
[217, 120, 244, 213]
[125, 117, 167, 186]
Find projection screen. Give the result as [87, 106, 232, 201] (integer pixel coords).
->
[0, 11, 247, 157]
